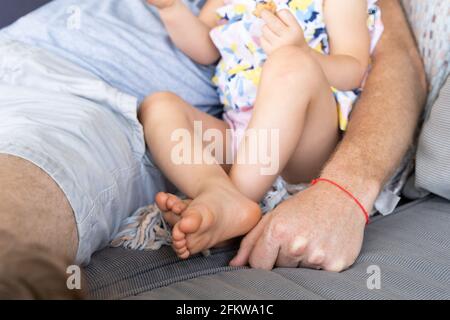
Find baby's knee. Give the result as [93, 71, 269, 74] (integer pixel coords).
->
[264, 47, 321, 86]
[139, 91, 183, 121]
[141, 91, 181, 111]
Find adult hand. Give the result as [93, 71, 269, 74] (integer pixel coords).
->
[230, 180, 376, 272]
[260, 9, 308, 55]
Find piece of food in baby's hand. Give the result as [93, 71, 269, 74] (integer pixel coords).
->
[253, 0, 277, 18]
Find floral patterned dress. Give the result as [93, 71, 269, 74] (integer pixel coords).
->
[210, 0, 384, 131]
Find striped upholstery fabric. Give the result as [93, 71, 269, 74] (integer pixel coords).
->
[85, 196, 450, 300]
[416, 78, 450, 199]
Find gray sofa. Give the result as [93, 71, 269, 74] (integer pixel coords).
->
[85, 195, 450, 300]
[3, 0, 450, 300]
[85, 0, 450, 300]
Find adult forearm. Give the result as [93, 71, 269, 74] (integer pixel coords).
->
[159, 0, 219, 64]
[321, 0, 427, 207]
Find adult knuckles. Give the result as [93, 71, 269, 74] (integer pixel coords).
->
[322, 258, 350, 273]
[306, 248, 326, 265]
[287, 236, 308, 257]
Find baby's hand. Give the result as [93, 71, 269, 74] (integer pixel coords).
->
[260, 9, 308, 55]
[147, 0, 177, 10]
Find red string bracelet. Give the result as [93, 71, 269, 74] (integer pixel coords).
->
[311, 178, 370, 225]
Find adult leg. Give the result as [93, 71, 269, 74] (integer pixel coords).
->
[0, 38, 167, 297]
[0, 155, 78, 259]
[230, 46, 340, 202]
[0, 155, 80, 299]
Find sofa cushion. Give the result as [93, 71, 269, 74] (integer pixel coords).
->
[416, 77, 450, 199]
[401, 0, 450, 109]
[400, 0, 449, 200]
[84, 196, 450, 300]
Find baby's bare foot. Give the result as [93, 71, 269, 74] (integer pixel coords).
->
[155, 192, 189, 215]
[173, 185, 261, 259]
[155, 192, 192, 257]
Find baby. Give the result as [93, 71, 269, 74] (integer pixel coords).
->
[141, 0, 383, 259]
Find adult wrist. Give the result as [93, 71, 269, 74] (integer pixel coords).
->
[319, 167, 382, 217]
[311, 178, 371, 224]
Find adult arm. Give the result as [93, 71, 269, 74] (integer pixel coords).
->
[230, 0, 427, 271]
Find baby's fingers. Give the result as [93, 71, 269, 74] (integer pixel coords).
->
[262, 25, 279, 44]
[260, 37, 274, 55]
[276, 9, 299, 28]
[261, 10, 287, 36]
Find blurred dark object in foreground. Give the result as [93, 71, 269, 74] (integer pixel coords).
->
[0, 0, 52, 29]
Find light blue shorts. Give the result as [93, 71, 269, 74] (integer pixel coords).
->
[0, 40, 166, 265]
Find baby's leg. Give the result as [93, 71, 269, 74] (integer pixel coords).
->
[139, 92, 231, 197]
[139, 92, 261, 258]
[230, 47, 340, 202]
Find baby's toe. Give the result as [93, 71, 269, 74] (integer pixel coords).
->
[178, 250, 190, 260]
[172, 224, 186, 242]
[172, 201, 188, 214]
[176, 246, 188, 256]
[155, 192, 170, 211]
[179, 210, 203, 235]
[166, 194, 181, 210]
[173, 238, 186, 250]
[163, 211, 181, 226]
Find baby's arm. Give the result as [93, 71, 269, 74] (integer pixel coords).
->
[312, 0, 371, 90]
[147, 0, 223, 65]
